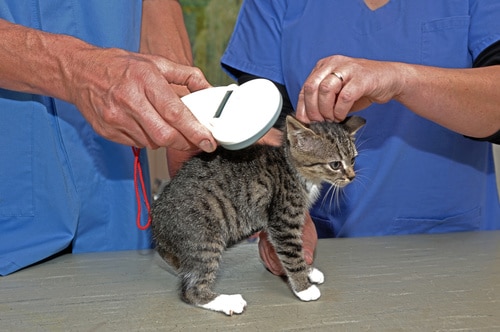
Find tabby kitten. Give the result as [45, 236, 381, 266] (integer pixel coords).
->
[151, 115, 365, 315]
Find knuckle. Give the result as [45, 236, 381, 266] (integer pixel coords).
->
[156, 130, 174, 146]
[302, 81, 318, 94]
[338, 88, 355, 103]
[318, 79, 335, 94]
[101, 107, 122, 125]
[151, 126, 181, 149]
[162, 100, 185, 122]
[316, 57, 330, 68]
[189, 66, 204, 78]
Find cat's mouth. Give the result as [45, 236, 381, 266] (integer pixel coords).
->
[333, 178, 353, 188]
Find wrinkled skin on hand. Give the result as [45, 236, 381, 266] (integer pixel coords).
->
[69, 47, 216, 151]
[296, 54, 402, 123]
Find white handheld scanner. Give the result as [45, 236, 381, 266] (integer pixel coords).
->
[181, 79, 282, 150]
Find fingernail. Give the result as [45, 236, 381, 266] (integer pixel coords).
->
[199, 140, 215, 153]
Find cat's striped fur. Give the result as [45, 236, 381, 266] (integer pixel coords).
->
[151, 115, 365, 315]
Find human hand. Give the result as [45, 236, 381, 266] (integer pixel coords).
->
[296, 55, 404, 123]
[68, 47, 216, 152]
[257, 127, 283, 147]
[258, 212, 318, 276]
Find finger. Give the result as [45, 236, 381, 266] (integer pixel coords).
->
[116, 95, 196, 150]
[163, 99, 217, 152]
[183, 67, 212, 92]
[302, 63, 343, 122]
[296, 89, 314, 123]
[155, 58, 211, 92]
[302, 74, 326, 122]
[117, 127, 159, 149]
[145, 83, 217, 152]
[332, 84, 358, 122]
[317, 72, 344, 121]
[170, 84, 191, 97]
[91, 107, 160, 148]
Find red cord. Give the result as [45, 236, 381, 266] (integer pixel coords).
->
[132, 147, 151, 230]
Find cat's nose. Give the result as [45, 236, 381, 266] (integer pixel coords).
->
[345, 168, 355, 181]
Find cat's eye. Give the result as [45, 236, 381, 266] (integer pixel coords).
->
[329, 161, 342, 170]
[351, 158, 356, 165]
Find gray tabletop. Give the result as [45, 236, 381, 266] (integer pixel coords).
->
[2, 231, 499, 331]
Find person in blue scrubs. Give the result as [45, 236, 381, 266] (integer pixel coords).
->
[221, 0, 500, 274]
[0, 1, 216, 276]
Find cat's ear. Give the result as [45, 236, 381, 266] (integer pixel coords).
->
[286, 116, 319, 150]
[342, 116, 366, 137]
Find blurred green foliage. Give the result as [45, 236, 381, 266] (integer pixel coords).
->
[181, 0, 242, 86]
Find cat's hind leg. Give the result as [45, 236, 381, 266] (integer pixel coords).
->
[179, 245, 247, 315]
[200, 294, 247, 316]
[180, 270, 247, 315]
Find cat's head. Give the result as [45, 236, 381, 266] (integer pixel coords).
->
[285, 115, 366, 187]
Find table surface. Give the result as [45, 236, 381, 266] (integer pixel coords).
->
[2, 231, 500, 331]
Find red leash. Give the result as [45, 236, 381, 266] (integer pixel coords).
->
[132, 147, 151, 230]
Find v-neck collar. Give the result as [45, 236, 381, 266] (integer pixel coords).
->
[354, 0, 403, 34]
[363, 0, 390, 11]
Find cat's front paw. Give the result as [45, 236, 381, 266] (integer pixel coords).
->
[294, 284, 321, 301]
[308, 267, 324, 284]
[200, 294, 247, 316]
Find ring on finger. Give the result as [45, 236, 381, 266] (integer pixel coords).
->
[332, 71, 344, 83]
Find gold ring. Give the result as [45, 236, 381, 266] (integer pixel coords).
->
[332, 71, 344, 83]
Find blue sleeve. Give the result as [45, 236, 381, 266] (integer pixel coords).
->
[221, 0, 287, 84]
[469, 0, 500, 60]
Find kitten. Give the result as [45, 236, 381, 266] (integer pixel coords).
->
[151, 115, 365, 315]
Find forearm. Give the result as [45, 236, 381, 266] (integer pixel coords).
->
[0, 18, 96, 102]
[141, 0, 193, 65]
[395, 63, 500, 138]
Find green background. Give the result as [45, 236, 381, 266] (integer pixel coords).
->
[181, 0, 243, 86]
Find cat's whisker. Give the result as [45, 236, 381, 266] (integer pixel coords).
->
[334, 184, 348, 211]
[332, 185, 341, 211]
[320, 182, 345, 212]
[353, 132, 371, 150]
[319, 183, 337, 210]
[328, 185, 339, 211]
[352, 168, 370, 190]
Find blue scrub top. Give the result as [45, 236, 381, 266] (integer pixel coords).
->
[0, 1, 152, 276]
[222, 0, 500, 237]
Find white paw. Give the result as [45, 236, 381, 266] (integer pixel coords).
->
[200, 294, 247, 316]
[308, 268, 324, 284]
[294, 284, 321, 301]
